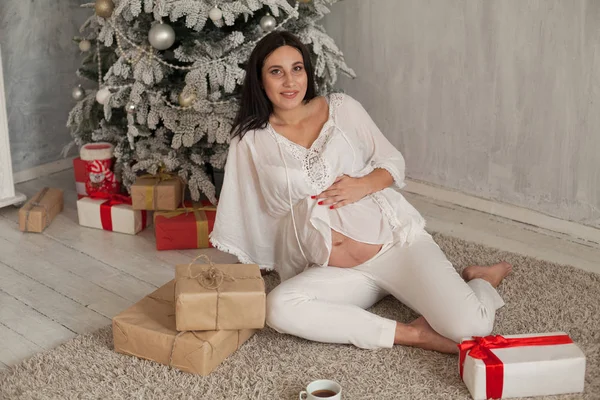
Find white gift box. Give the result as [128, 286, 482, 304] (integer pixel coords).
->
[77, 197, 150, 235]
[459, 332, 585, 399]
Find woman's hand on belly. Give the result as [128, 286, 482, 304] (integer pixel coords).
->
[312, 175, 370, 210]
[327, 229, 383, 268]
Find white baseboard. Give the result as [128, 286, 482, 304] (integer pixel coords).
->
[403, 178, 600, 246]
[13, 157, 75, 184]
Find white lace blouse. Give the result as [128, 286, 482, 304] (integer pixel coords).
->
[209, 93, 426, 281]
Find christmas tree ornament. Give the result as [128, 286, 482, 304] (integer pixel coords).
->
[95, 0, 115, 18]
[72, 85, 85, 101]
[148, 23, 176, 50]
[260, 13, 276, 32]
[209, 6, 223, 22]
[79, 40, 92, 52]
[125, 102, 137, 114]
[178, 91, 197, 107]
[96, 87, 111, 104]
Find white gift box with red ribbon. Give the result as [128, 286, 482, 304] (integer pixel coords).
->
[459, 332, 586, 399]
[77, 194, 150, 235]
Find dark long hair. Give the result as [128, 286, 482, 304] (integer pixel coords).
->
[231, 31, 317, 139]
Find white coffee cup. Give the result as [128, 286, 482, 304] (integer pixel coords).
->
[299, 379, 342, 399]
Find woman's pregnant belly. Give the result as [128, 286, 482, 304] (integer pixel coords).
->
[327, 228, 383, 268]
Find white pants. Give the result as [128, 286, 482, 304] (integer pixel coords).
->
[266, 229, 505, 349]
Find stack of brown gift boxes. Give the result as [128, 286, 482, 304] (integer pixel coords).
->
[112, 255, 266, 375]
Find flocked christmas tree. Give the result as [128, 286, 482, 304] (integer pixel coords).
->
[67, 0, 355, 204]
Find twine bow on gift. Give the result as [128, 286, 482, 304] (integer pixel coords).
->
[24, 187, 50, 231]
[458, 334, 574, 399]
[186, 254, 236, 290]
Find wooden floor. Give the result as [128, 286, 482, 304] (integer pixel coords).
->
[0, 169, 598, 370]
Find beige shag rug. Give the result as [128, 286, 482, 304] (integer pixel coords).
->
[1, 232, 599, 400]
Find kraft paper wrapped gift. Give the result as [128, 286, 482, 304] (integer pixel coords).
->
[77, 193, 149, 235]
[113, 280, 256, 376]
[19, 187, 64, 233]
[154, 202, 216, 251]
[131, 174, 183, 211]
[174, 257, 266, 332]
[459, 332, 586, 399]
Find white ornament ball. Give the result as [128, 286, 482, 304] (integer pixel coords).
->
[148, 23, 176, 51]
[79, 40, 92, 52]
[125, 102, 137, 114]
[72, 85, 85, 101]
[209, 7, 223, 22]
[260, 14, 276, 32]
[96, 88, 111, 105]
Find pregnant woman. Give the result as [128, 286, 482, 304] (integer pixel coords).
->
[210, 31, 511, 353]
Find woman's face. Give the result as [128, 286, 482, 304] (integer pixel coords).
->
[261, 45, 308, 112]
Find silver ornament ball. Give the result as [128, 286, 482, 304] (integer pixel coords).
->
[72, 85, 85, 101]
[209, 6, 223, 22]
[260, 14, 276, 32]
[148, 23, 176, 50]
[125, 102, 137, 114]
[96, 88, 111, 105]
[79, 40, 92, 52]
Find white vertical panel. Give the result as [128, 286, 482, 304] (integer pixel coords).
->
[0, 45, 25, 208]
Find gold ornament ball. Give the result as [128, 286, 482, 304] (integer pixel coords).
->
[79, 40, 92, 52]
[95, 0, 115, 18]
[178, 92, 197, 107]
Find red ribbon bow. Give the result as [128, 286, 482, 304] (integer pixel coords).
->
[89, 192, 146, 231]
[458, 334, 573, 399]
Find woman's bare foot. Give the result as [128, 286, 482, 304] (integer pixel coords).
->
[394, 317, 458, 354]
[462, 261, 513, 288]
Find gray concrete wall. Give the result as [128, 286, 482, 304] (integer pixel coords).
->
[325, 0, 600, 228]
[0, 0, 88, 173]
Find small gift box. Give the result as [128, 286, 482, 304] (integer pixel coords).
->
[131, 173, 184, 211]
[154, 202, 216, 251]
[459, 332, 586, 399]
[174, 255, 266, 332]
[19, 187, 64, 232]
[113, 280, 256, 376]
[72, 157, 88, 199]
[77, 193, 149, 235]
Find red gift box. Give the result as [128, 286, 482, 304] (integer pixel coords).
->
[154, 201, 216, 251]
[73, 157, 88, 199]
